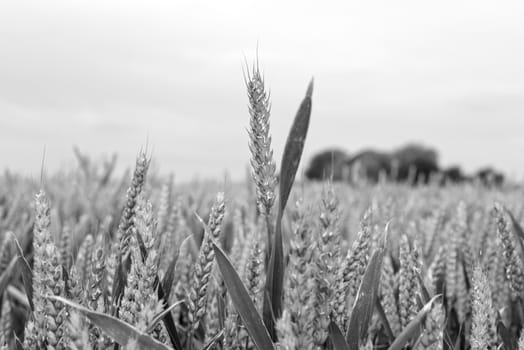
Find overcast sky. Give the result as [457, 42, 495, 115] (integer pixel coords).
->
[1, 0, 524, 181]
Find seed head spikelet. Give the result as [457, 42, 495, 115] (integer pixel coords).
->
[445, 215, 460, 312]
[315, 183, 342, 344]
[156, 180, 172, 238]
[67, 265, 83, 305]
[117, 152, 150, 256]
[495, 203, 524, 298]
[246, 63, 277, 220]
[398, 234, 420, 330]
[59, 225, 72, 271]
[426, 246, 446, 296]
[380, 254, 400, 336]
[485, 238, 510, 311]
[318, 183, 342, 281]
[172, 237, 194, 330]
[0, 235, 13, 277]
[67, 312, 91, 350]
[86, 240, 106, 313]
[43, 248, 70, 349]
[75, 234, 94, 287]
[0, 297, 12, 348]
[244, 238, 265, 310]
[275, 310, 297, 350]
[26, 191, 53, 347]
[187, 192, 225, 337]
[470, 265, 498, 350]
[283, 200, 317, 349]
[414, 302, 444, 350]
[333, 208, 372, 328]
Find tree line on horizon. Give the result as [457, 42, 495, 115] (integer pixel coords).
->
[305, 143, 505, 186]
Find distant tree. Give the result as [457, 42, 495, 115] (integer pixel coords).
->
[305, 148, 348, 180]
[391, 144, 439, 183]
[440, 166, 469, 184]
[475, 167, 504, 187]
[345, 149, 392, 183]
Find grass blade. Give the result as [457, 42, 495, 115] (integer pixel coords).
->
[346, 248, 384, 349]
[213, 243, 275, 350]
[417, 271, 431, 303]
[277, 78, 314, 221]
[157, 284, 183, 350]
[161, 236, 188, 300]
[504, 207, 524, 268]
[202, 329, 224, 350]
[51, 296, 172, 350]
[375, 298, 394, 342]
[328, 321, 350, 350]
[498, 320, 517, 350]
[505, 206, 524, 241]
[145, 300, 184, 333]
[264, 78, 314, 338]
[0, 256, 19, 298]
[388, 295, 440, 350]
[111, 254, 131, 313]
[12, 235, 34, 312]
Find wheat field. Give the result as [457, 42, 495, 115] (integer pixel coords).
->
[0, 63, 523, 350]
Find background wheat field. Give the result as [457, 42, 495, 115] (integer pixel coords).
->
[0, 60, 524, 350]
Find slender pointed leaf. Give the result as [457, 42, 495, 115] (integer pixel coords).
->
[202, 330, 224, 350]
[51, 296, 172, 350]
[213, 243, 275, 350]
[388, 295, 441, 350]
[111, 253, 130, 312]
[12, 235, 34, 312]
[0, 256, 19, 298]
[498, 320, 517, 350]
[145, 300, 184, 333]
[157, 278, 183, 350]
[375, 298, 394, 342]
[328, 321, 350, 350]
[217, 278, 226, 331]
[505, 207, 524, 268]
[262, 290, 276, 340]
[264, 79, 314, 338]
[417, 272, 431, 303]
[505, 206, 524, 241]
[162, 236, 189, 299]
[147, 238, 186, 350]
[7, 285, 30, 309]
[135, 228, 148, 262]
[346, 248, 384, 349]
[277, 77, 314, 220]
[17, 256, 33, 312]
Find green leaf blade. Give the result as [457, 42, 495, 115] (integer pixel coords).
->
[328, 321, 350, 350]
[264, 79, 314, 338]
[388, 295, 441, 350]
[346, 248, 384, 350]
[212, 243, 275, 350]
[51, 296, 172, 350]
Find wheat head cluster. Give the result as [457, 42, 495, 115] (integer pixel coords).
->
[0, 63, 523, 350]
